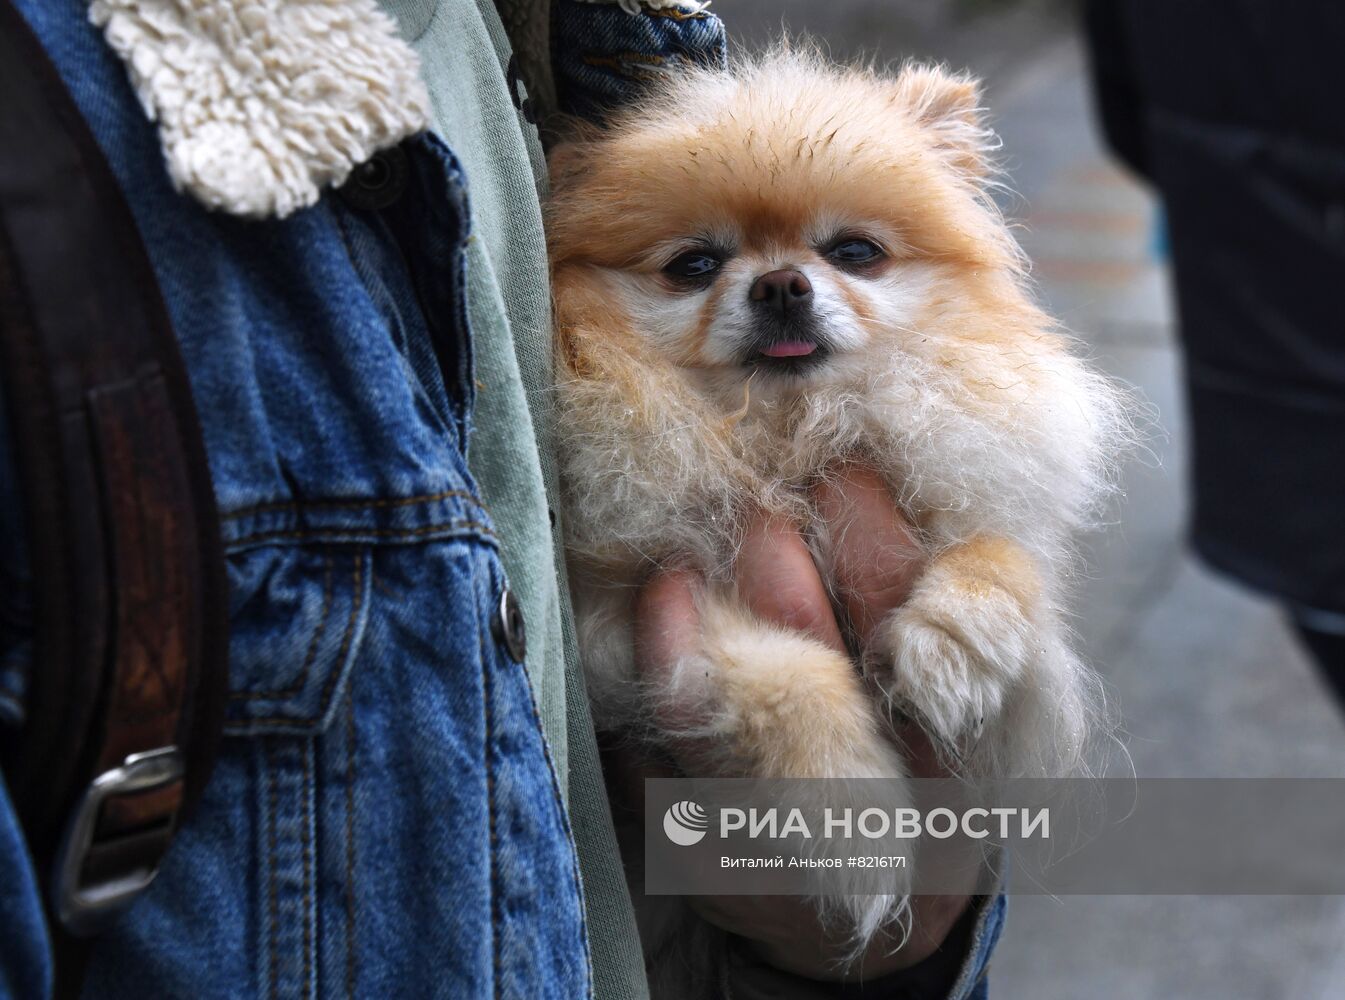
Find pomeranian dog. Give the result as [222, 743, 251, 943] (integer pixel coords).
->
[546, 50, 1130, 980]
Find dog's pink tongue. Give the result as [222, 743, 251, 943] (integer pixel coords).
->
[761, 341, 816, 358]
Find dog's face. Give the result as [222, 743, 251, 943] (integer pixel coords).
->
[547, 56, 1020, 394]
[633, 206, 901, 383]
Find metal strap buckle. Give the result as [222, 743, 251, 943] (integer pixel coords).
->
[52, 746, 184, 935]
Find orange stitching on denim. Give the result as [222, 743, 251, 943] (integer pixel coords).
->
[301, 744, 314, 997]
[501, 592, 594, 993]
[344, 691, 358, 998]
[231, 552, 336, 702]
[266, 742, 281, 1000]
[479, 574, 502, 1000]
[581, 52, 671, 82]
[229, 521, 495, 548]
[221, 490, 485, 521]
[648, 6, 709, 20]
[320, 554, 363, 723]
[227, 553, 366, 731]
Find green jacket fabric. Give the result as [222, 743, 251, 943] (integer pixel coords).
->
[376, 1, 648, 996]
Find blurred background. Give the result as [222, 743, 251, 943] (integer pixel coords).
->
[726, 2, 1345, 997]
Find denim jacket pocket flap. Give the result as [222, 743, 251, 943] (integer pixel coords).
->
[224, 545, 371, 736]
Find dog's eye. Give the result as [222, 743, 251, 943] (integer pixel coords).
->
[663, 251, 722, 283]
[826, 239, 884, 268]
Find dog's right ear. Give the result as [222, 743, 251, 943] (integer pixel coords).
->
[891, 63, 995, 179]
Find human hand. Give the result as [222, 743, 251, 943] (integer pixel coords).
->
[617, 464, 976, 980]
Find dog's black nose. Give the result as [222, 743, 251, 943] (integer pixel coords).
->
[749, 269, 813, 315]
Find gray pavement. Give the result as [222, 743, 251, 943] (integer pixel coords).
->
[725, 3, 1345, 996]
[984, 35, 1345, 1000]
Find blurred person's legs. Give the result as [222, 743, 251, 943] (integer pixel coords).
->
[1085, 1, 1345, 700]
[1292, 607, 1345, 706]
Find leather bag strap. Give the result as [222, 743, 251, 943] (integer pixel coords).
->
[0, 0, 229, 987]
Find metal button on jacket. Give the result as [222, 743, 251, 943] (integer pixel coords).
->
[336, 146, 409, 211]
[494, 589, 527, 662]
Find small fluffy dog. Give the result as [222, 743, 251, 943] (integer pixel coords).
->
[546, 51, 1129, 975]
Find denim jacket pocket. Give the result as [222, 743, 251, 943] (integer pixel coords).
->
[222, 544, 373, 736]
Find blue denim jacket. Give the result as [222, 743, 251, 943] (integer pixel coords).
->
[0, 2, 1000, 998]
[1, 2, 593, 996]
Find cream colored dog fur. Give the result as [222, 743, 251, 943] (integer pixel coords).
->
[547, 51, 1132, 962]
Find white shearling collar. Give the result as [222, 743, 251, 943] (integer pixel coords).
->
[90, 0, 431, 218]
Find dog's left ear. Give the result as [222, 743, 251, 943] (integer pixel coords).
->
[892, 64, 993, 179]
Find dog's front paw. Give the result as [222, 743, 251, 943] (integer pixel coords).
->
[872, 609, 1019, 749]
[869, 543, 1039, 752]
[695, 600, 910, 781]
